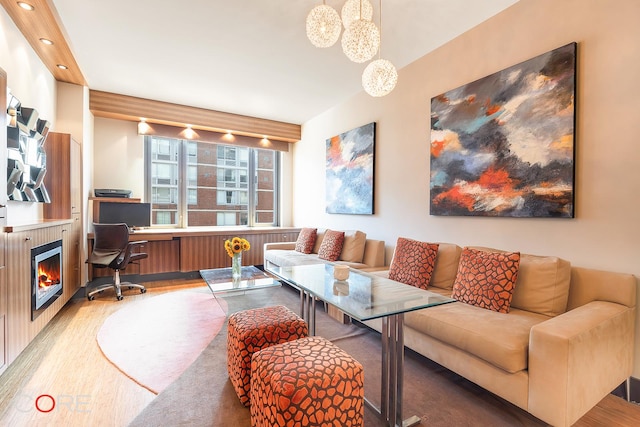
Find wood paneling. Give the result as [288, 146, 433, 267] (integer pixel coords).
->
[43, 133, 83, 292]
[89, 90, 301, 143]
[0, 0, 85, 85]
[88, 228, 300, 277]
[5, 223, 74, 365]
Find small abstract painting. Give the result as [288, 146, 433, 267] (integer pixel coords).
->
[430, 42, 576, 218]
[326, 122, 375, 215]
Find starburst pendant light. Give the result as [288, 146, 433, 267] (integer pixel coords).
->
[363, 59, 398, 96]
[341, 0, 373, 30]
[341, 0, 379, 63]
[306, 2, 342, 48]
[362, 0, 397, 96]
[342, 19, 380, 63]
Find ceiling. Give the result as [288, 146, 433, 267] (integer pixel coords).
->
[49, 0, 518, 125]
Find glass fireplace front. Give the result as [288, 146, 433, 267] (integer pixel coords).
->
[32, 239, 63, 320]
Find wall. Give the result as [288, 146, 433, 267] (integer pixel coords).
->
[93, 117, 145, 199]
[0, 8, 56, 224]
[293, 0, 640, 376]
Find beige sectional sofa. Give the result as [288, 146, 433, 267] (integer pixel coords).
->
[263, 228, 385, 270]
[365, 243, 636, 427]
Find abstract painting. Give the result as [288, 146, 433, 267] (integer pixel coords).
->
[430, 42, 576, 218]
[326, 122, 375, 215]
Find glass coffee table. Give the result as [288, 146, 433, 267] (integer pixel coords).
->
[199, 265, 281, 295]
[266, 262, 455, 427]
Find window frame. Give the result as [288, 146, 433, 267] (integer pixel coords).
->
[144, 136, 280, 228]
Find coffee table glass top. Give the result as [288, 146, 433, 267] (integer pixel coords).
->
[266, 263, 454, 321]
[200, 265, 280, 294]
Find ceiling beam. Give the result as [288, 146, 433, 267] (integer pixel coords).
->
[0, 0, 85, 85]
[90, 90, 301, 143]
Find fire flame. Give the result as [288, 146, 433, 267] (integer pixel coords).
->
[38, 264, 60, 289]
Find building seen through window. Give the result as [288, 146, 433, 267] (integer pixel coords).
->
[145, 136, 279, 227]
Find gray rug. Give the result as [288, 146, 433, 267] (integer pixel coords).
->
[128, 285, 545, 426]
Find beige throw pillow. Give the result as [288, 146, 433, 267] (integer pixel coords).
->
[339, 230, 367, 263]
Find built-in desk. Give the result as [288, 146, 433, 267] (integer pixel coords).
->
[87, 227, 301, 280]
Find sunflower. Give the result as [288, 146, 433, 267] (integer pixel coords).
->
[225, 237, 250, 257]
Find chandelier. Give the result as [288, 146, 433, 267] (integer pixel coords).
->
[305, 0, 397, 96]
[306, 1, 342, 48]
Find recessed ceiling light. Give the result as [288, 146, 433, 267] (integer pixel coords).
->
[57, 64, 68, 70]
[39, 38, 54, 45]
[17, 2, 34, 11]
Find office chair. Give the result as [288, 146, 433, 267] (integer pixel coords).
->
[87, 223, 148, 301]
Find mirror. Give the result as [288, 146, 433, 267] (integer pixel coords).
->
[6, 89, 50, 202]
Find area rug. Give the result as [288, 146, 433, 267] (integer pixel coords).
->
[129, 286, 549, 427]
[97, 290, 228, 394]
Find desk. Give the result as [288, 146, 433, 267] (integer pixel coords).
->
[266, 263, 455, 427]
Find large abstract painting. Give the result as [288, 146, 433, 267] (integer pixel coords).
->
[430, 42, 576, 218]
[326, 122, 375, 215]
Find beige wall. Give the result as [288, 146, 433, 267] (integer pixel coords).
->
[0, 8, 56, 223]
[293, 0, 640, 376]
[93, 118, 145, 200]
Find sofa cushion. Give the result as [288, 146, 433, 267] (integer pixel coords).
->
[405, 302, 548, 373]
[452, 248, 520, 313]
[470, 246, 572, 317]
[388, 237, 439, 290]
[318, 229, 345, 262]
[510, 254, 571, 317]
[339, 230, 367, 263]
[312, 228, 326, 254]
[431, 243, 463, 290]
[295, 228, 317, 254]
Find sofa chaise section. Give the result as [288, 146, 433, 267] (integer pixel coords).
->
[365, 241, 636, 427]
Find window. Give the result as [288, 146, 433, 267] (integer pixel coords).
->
[145, 136, 279, 227]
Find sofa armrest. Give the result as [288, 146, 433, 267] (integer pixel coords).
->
[264, 241, 296, 251]
[528, 301, 635, 427]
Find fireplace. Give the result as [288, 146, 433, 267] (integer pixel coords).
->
[32, 239, 63, 320]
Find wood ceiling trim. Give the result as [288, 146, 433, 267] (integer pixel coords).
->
[90, 90, 301, 143]
[0, 0, 86, 85]
[140, 122, 289, 153]
[1, 1, 300, 143]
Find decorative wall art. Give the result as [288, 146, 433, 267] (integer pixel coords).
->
[6, 88, 51, 202]
[326, 122, 375, 215]
[430, 42, 576, 218]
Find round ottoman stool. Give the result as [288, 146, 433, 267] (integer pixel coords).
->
[227, 305, 308, 406]
[250, 336, 364, 427]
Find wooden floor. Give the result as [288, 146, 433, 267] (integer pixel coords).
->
[0, 279, 203, 427]
[0, 278, 639, 427]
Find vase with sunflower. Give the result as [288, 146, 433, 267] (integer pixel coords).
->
[225, 237, 251, 279]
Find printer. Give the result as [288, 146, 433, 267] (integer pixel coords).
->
[94, 189, 132, 198]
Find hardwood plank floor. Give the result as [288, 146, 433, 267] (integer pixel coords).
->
[0, 279, 202, 427]
[1, 278, 639, 426]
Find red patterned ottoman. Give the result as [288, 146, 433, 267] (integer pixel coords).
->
[227, 305, 308, 406]
[250, 336, 364, 427]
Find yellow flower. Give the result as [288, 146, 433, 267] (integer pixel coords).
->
[224, 237, 250, 258]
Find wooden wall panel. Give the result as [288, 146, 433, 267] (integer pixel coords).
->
[88, 228, 300, 277]
[5, 224, 74, 365]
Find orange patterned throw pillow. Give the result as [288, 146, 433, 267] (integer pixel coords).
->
[294, 228, 317, 254]
[388, 238, 439, 289]
[452, 247, 521, 313]
[317, 229, 345, 261]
